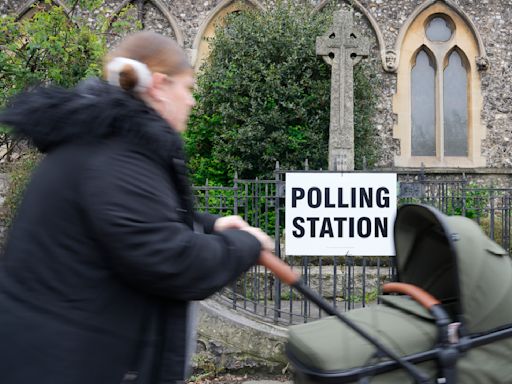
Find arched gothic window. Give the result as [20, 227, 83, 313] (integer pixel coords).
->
[393, 3, 485, 167]
[106, 0, 183, 47]
[443, 49, 468, 156]
[411, 49, 436, 156]
[192, 0, 264, 71]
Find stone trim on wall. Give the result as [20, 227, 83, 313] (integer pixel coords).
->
[109, 0, 184, 46]
[196, 298, 288, 374]
[389, 0, 489, 73]
[191, 0, 265, 70]
[15, 0, 70, 20]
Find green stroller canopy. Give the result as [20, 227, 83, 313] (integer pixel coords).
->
[394, 204, 512, 334]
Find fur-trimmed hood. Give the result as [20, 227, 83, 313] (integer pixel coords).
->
[0, 77, 195, 218]
[0, 78, 183, 165]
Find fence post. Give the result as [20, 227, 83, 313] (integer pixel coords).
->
[461, 174, 467, 217]
[205, 178, 209, 211]
[490, 185, 495, 240]
[233, 173, 238, 309]
[419, 163, 426, 203]
[254, 177, 259, 227]
[506, 193, 511, 252]
[274, 161, 282, 323]
[233, 171, 238, 216]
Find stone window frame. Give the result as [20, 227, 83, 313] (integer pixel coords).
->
[393, 2, 486, 168]
[15, 0, 70, 20]
[17, 1, 185, 47]
[107, 0, 184, 47]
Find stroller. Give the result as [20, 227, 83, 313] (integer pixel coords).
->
[261, 204, 512, 383]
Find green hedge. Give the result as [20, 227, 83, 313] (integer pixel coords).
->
[185, 2, 378, 185]
[0, 0, 130, 226]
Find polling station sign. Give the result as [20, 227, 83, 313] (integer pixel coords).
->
[285, 173, 397, 256]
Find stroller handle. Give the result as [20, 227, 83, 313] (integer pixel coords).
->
[258, 250, 301, 285]
[383, 282, 440, 310]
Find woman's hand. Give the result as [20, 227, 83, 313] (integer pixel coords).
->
[240, 226, 274, 252]
[214, 216, 273, 252]
[213, 215, 249, 232]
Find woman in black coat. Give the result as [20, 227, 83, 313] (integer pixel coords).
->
[0, 31, 271, 384]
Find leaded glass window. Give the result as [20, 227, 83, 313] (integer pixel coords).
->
[426, 17, 453, 42]
[412, 50, 436, 156]
[444, 51, 468, 156]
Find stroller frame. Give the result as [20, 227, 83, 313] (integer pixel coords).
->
[260, 204, 512, 384]
[285, 281, 512, 384]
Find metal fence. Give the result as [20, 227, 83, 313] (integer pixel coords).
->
[193, 170, 512, 325]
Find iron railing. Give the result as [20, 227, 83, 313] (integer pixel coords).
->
[193, 170, 512, 325]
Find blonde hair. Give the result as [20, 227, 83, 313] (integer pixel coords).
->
[104, 31, 191, 92]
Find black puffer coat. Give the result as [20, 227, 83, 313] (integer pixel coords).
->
[0, 79, 261, 384]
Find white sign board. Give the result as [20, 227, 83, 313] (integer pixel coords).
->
[285, 173, 397, 256]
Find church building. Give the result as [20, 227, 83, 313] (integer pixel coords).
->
[1, 0, 511, 185]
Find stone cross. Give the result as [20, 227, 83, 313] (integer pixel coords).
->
[316, 11, 369, 171]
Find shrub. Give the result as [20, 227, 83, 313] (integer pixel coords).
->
[1, 150, 42, 227]
[185, 1, 378, 185]
[445, 182, 489, 219]
[0, 0, 124, 225]
[0, 1, 107, 104]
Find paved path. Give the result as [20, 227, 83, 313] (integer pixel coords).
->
[242, 381, 292, 384]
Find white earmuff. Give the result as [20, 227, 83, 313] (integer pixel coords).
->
[106, 57, 153, 93]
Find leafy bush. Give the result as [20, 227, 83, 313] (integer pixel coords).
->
[0, 0, 122, 225]
[445, 182, 489, 219]
[0, 1, 107, 104]
[185, 2, 378, 185]
[1, 150, 42, 227]
[193, 183, 278, 235]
